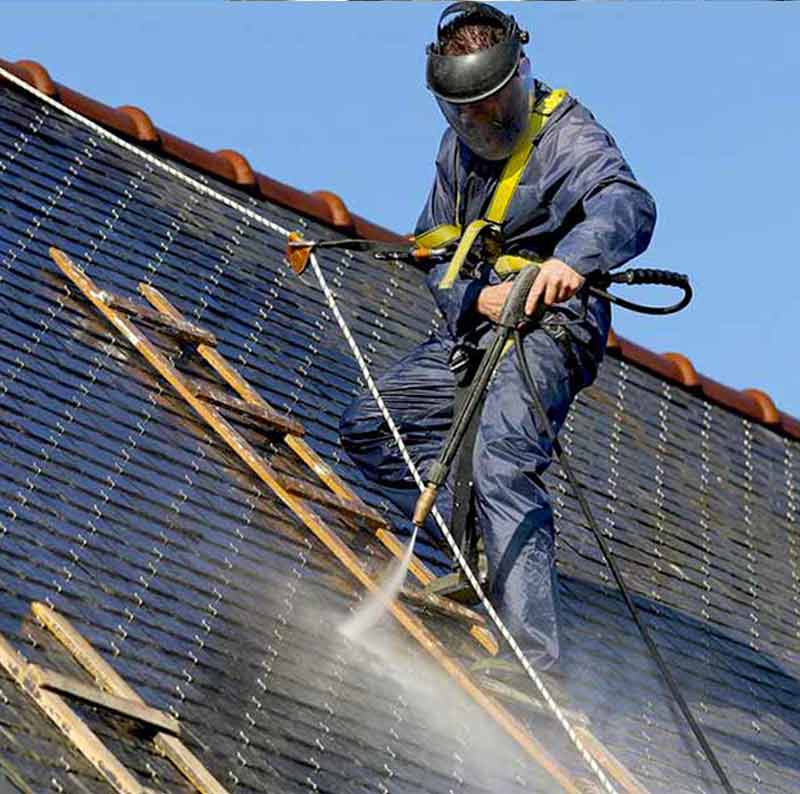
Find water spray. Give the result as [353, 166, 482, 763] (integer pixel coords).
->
[340, 528, 418, 642]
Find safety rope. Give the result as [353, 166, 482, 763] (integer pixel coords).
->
[0, 65, 621, 794]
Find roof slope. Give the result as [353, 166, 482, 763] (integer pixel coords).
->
[0, 64, 798, 794]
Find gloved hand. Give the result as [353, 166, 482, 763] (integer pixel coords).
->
[476, 258, 585, 323]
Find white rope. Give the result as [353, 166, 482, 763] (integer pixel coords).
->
[0, 65, 619, 794]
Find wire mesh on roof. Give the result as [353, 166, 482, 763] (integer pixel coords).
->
[0, 80, 798, 794]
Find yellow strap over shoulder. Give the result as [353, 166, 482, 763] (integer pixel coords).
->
[485, 88, 568, 225]
[414, 88, 568, 288]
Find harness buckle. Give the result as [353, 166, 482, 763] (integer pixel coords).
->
[448, 342, 484, 387]
[438, 219, 503, 288]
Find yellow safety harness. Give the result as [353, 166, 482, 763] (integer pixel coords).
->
[415, 88, 568, 288]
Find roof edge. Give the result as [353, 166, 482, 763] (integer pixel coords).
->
[2, 58, 797, 442]
[608, 331, 794, 436]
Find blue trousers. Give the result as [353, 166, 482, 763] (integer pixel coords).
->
[340, 327, 599, 670]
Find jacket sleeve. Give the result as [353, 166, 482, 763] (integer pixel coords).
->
[415, 133, 485, 338]
[547, 111, 657, 278]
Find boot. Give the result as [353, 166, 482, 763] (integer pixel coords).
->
[424, 535, 488, 604]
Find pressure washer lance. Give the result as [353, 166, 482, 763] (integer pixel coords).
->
[412, 263, 543, 525]
[413, 264, 692, 524]
[413, 265, 735, 794]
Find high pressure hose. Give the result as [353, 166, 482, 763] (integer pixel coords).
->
[512, 329, 735, 794]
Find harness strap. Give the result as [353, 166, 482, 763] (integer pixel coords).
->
[494, 253, 542, 277]
[415, 223, 463, 249]
[437, 219, 495, 289]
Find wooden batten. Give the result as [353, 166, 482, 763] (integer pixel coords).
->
[29, 665, 180, 735]
[102, 291, 217, 346]
[31, 601, 230, 794]
[0, 633, 147, 794]
[185, 374, 306, 436]
[277, 473, 387, 530]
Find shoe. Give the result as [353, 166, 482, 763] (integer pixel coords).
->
[424, 545, 488, 605]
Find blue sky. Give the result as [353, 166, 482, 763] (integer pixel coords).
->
[2, 2, 798, 417]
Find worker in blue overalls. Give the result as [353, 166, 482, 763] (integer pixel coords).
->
[340, 2, 656, 677]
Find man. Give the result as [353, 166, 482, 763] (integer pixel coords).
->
[340, 2, 655, 675]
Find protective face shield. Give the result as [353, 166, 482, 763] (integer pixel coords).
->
[435, 60, 532, 161]
[426, 2, 532, 161]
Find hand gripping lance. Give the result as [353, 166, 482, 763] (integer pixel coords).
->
[412, 263, 543, 527]
[411, 262, 693, 526]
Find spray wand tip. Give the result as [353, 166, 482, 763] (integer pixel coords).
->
[286, 231, 314, 274]
[413, 484, 439, 527]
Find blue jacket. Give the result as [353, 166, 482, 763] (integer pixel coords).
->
[415, 80, 657, 350]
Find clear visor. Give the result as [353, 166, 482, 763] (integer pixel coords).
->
[437, 67, 532, 161]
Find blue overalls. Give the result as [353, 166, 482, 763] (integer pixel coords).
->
[340, 81, 656, 670]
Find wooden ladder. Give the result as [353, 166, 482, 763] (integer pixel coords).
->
[0, 601, 229, 794]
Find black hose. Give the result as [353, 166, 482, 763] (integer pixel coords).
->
[513, 328, 735, 794]
[589, 268, 693, 315]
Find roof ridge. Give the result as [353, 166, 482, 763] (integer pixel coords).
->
[2, 57, 797, 441]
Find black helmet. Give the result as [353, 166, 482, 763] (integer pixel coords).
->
[426, 2, 532, 160]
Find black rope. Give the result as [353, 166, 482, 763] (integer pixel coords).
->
[513, 329, 735, 794]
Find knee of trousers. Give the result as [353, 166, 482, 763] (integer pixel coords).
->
[338, 392, 413, 491]
[338, 392, 383, 472]
[472, 428, 554, 507]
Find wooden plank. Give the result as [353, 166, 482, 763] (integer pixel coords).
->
[29, 665, 181, 736]
[184, 375, 306, 436]
[277, 473, 388, 530]
[400, 585, 487, 626]
[477, 677, 590, 727]
[0, 633, 146, 794]
[101, 291, 217, 346]
[32, 599, 230, 794]
[137, 282, 497, 654]
[139, 282, 367, 504]
[48, 253, 584, 794]
[574, 728, 653, 794]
